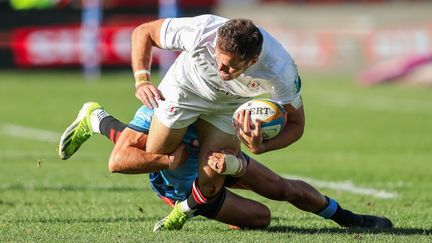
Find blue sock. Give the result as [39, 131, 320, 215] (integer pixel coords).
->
[317, 196, 338, 219]
[318, 196, 367, 227]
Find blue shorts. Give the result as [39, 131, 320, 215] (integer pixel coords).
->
[128, 105, 249, 204]
[128, 106, 199, 202]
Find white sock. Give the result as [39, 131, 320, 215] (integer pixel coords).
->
[89, 109, 109, 133]
[180, 200, 195, 216]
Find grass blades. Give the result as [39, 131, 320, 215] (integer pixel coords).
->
[0, 70, 431, 242]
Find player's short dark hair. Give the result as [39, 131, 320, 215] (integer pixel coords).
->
[217, 18, 263, 61]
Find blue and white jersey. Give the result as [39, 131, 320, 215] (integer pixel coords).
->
[128, 106, 199, 201]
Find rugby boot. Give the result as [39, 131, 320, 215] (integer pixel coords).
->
[351, 214, 393, 229]
[153, 202, 191, 231]
[58, 102, 102, 160]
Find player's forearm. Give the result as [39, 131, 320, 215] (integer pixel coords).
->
[131, 25, 154, 77]
[258, 121, 304, 153]
[108, 146, 171, 174]
[250, 105, 305, 154]
[131, 20, 164, 80]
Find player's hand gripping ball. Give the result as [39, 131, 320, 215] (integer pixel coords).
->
[233, 99, 287, 140]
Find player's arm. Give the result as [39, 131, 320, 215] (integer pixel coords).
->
[131, 19, 165, 108]
[108, 128, 187, 174]
[235, 103, 305, 154]
[258, 104, 305, 153]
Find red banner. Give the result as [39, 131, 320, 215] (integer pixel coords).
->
[10, 25, 165, 67]
[11, 23, 432, 70]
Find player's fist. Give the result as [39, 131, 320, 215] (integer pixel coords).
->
[207, 151, 227, 174]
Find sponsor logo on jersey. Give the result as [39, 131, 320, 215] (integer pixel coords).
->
[247, 80, 260, 90]
[207, 80, 243, 98]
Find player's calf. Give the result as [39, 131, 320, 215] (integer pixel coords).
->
[215, 190, 271, 229]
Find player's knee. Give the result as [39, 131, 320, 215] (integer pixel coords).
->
[199, 182, 223, 198]
[260, 205, 271, 228]
[198, 171, 225, 197]
[251, 205, 271, 229]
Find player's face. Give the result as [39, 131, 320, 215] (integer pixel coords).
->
[215, 48, 258, 81]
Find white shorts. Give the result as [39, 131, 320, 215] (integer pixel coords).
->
[155, 67, 249, 135]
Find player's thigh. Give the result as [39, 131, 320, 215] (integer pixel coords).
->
[146, 115, 188, 154]
[146, 71, 197, 154]
[215, 190, 270, 229]
[195, 118, 240, 155]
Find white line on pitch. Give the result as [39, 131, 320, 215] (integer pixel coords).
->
[0, 123, 60, 143]
[282, 174, 397, 199]
[0, 123, 399, 199]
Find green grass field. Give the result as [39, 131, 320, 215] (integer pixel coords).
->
[0, 70, 431, 242]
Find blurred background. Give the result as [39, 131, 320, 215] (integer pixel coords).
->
[0, 0, 431, 84]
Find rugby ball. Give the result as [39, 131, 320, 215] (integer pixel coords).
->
[233, 99, 287, 140]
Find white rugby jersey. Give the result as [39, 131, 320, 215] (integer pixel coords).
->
[159, 14, 302, 108]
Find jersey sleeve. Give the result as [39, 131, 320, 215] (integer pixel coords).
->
[159, 15, 224, 52]
[270, 75, 303, 109]
[259, 29, 303, 109]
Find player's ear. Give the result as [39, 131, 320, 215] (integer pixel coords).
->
[249, 55, 259, 66]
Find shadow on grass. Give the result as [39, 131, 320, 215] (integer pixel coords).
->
[6, 217, 432, 236]
[264, 225, 432, 235]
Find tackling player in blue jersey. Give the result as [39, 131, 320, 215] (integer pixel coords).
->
[59, 102, 393, 231]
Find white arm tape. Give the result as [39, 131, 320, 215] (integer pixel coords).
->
[222, 154, 242, 175]
[134, 69, 151, 77]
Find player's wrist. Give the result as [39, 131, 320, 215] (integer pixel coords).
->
[221, 154, 247, 177]
[134, 69, 151, 78]
[232, 156, 248, 177]
[134, 69, 152, 88]
[248, 143, 264, 154]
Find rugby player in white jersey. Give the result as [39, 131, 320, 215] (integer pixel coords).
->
[131, 15, 305, 230]
[59, 102, 393, 231]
